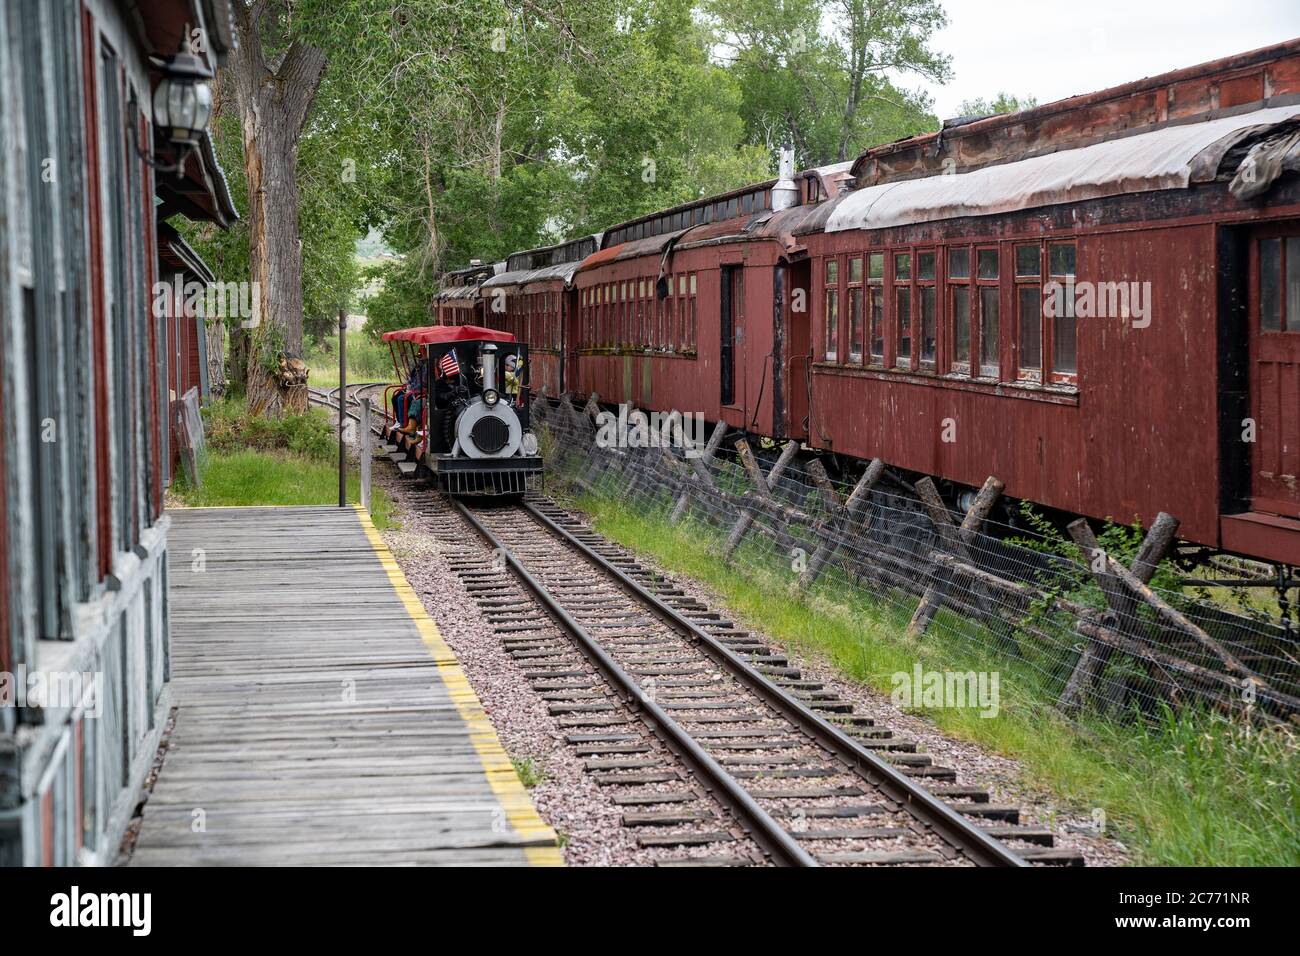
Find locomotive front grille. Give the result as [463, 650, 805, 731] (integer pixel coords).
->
[470, 414, 510, 454]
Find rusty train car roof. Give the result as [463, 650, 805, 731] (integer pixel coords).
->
[802, 103, 1300, 236]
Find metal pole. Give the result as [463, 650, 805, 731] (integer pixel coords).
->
[360, 396, 372, 512]
[338, 308, 347, 507]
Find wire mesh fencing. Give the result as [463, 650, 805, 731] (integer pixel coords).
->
[533, 395, 1300, 729]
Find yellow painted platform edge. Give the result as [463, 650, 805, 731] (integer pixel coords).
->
[352, 504, 564, 867]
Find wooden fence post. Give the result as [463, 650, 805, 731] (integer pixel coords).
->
[723, 440, 799, 560]
[798, 458, 885, 589]
[905, 475, 1004, 637]
[669, 420, 728, 525]
[1056, 512, 1177, 712]
[360, 397, 372, 512]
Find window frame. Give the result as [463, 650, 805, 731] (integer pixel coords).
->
[974, 245, 1001, 380]
[1047, 241, 1079, 385]
[1013, 244, 1044, 383]
[847, 255, 864, 364]
[947, 245, 972, 376]
[823, 256, 841, 363]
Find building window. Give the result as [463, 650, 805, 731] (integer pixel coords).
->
[824, 258, 839, 362]
[847, 256, 863, 363]
[1015, 244, 1042, 380]
[1050, 242, 1078, 379]
[948, 248, 971, 373]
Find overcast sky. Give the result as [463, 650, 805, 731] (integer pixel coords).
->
[914, 0, 1300, 119]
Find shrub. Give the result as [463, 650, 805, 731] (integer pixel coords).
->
[203, 398, 336, 463]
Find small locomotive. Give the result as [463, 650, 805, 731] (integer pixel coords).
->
[380, 325, 542, 495]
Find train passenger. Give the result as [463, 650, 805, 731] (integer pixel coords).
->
[392, 359, 427, 426]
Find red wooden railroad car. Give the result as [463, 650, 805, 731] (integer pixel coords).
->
[570, 162, 851, 439]
[797, 38, 1300, 566]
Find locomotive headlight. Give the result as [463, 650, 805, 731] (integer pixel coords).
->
[483, 388, 500, 407]
[522, 432, 539, 456]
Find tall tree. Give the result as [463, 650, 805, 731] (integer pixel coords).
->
[707, 0, 950, 166]
[228, 1, 328, 414]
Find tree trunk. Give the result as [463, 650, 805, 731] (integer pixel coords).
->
[229, 1, 326, 416]
[205, 319, 227, 397]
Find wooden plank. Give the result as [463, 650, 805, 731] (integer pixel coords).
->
[129, 506, 560, 866]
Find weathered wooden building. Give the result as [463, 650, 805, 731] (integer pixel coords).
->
[0, 0, 235, 865]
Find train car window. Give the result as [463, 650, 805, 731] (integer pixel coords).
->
[848, 257, 864, 363]
[949, 248, 970, 279]
[894, 253, 911, 281]
[979, 287, 1000, 378]
[897, 288, 912, 365]
[824, 259, 840, 362]
[952, 286, 971, 371]
[689, 276, 698, 352]
[978, 249, 999, 281]
[869, 253, 884, 281]
[1049, 243, 1076, 278]
[1018, 286, 1043, 377]
[1016, 245, 1040, 277]
[921, 287, 937, 367]
[1049, 242, 1078, 377]
[870, 286, 885, 365]
[918, 252, 936, 281]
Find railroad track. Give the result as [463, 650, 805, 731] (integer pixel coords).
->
[417, 492, 1086, 867]
[306, 382, 389, 434]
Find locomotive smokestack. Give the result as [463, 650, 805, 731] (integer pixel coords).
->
[480, 343, 499, 392]
[772, 145, 798, 212]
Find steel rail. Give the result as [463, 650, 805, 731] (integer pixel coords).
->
[520, 498, 1029, 868]
[451, 498, 818, 867]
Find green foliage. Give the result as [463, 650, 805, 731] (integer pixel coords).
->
[705, 0, 949, 165]
[203, 398, 336, 462]
[956, 92, 1039, 117]
[510, 756, 546, 789]
[305, 334, 396, 388]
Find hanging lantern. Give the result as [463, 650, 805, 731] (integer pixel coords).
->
[152, 41, 213, 147]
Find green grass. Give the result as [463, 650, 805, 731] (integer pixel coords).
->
[566, 488, 1300, 866]
[173, 449, 398, 530]
[510, 756, 546, 789]
[306, 333, 397, 389]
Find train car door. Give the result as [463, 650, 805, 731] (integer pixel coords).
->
[783, 259, 811, 441]
[1250, 227, 1300, 518]
[721, 265, 742, 410]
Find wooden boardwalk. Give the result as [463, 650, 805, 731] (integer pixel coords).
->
[129, 505, 560, 866]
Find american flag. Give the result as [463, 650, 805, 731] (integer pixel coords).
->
[438, 350, 460, 378]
